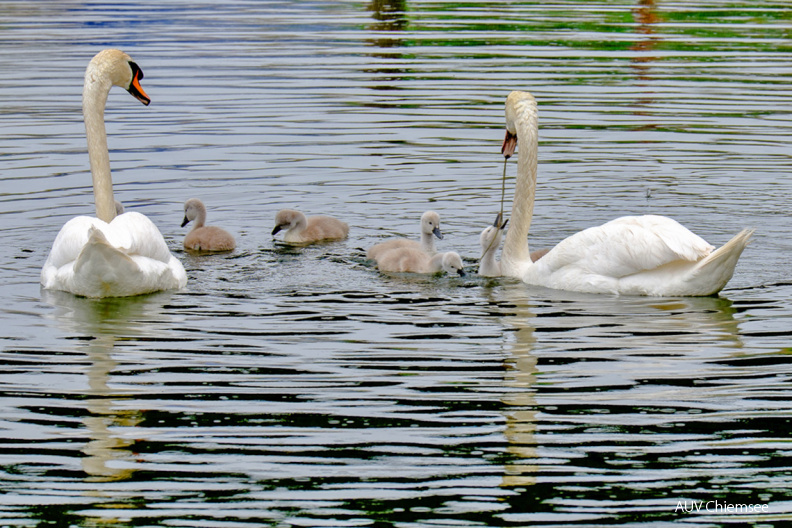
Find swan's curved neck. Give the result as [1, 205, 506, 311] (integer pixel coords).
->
[83, 70, 116, 223]
[193, 207, 207, 230]
[420, 231, 436, 253]
[480, 243, 499, 271]
[502, 100, 538, 273]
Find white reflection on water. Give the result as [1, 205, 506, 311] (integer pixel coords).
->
[40, 290, 183, 485]
[499, 286, 539, 489]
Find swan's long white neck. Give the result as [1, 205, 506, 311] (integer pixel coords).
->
[192, 203, 208, 230]
[479, 240, 501, 275]
[501, 94, 538, 277]
[83, 62, 116, 223]
[420, 231, 437, 253]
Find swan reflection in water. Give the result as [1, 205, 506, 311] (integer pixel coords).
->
[495, 286, 744, 489]
[81, 333, 141, 484]
[41, 290, 180, 485]
[496, 286, 539, 488]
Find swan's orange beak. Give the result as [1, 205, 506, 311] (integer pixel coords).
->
[502, 130, 517, 159]
[127, 61, 151, 106]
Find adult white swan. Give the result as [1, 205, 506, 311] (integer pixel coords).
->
[499, 90, 753, 296]
[40, 49, 187, 298]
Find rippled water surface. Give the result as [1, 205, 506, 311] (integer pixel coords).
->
[2, 1, 792, 526]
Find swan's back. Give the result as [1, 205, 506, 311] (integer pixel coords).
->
[367, 238, 421, 260]
[376, 246, 432, 273]
[184, 226, 236, 252]
[300, 215, 349, 243]
[539, 216, 712, 277]
[520, 215, 749, 296]
[42, 212, 187, 297]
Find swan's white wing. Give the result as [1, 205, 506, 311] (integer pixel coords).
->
[525, 215, 715, 294]
[41, 216, 104, 282]
[108, 212, 176, 263]
[589, 215, 713, 276]
[41, 212, 186, 297]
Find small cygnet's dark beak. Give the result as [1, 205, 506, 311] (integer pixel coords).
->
[457, 268, 466, 277]
[272, 224, 283, 236]
[181, 215, 190, 228]
[492, 213, 508, 230]
[433, 227, 443, 240]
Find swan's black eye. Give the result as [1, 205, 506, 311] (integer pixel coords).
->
[129, 61, 144, 81]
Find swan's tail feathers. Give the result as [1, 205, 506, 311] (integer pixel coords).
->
[72, 227, 139, 296]
[689, 228, 754, 295]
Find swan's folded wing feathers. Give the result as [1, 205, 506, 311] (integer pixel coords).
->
[591, 217, 712, 277]
[64, 227, 139, 296]
[617, 215, 713, 261]
[73, 227, 138, 275]
[68, 227, 184, 297]
[45, 216, 102, 269]
[111, 212, 174, 263]
[543, 215, 714, 279]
